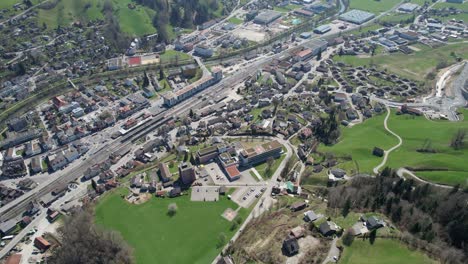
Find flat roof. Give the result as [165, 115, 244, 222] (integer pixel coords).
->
[339, 9, 375, 24]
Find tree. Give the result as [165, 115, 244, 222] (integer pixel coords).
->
[265, 157, 275, 175]
[369, 229, 377, 244]
[91, 179, 97, 191]
[342, 198, 351, 217]
[159, 67, 165, 80]
[167, 203, 178, 217]
[342, 229, 354, 246]
[49, 210, 133, 264]
[217, 232, 227, 248]
[142, 71, 149, 88]
[450, 129, 466, 150]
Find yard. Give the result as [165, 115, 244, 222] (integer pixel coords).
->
[348, 0, 402, 13]
[95, 188, 248, 264]
[333, 43, 468, 81]
[159, 50, 192, 64]
[340, 238, 437, 264]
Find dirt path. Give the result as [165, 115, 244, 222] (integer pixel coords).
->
[373, 107, 402, 174]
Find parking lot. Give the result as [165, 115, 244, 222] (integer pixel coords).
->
[191, 186, 220, 202]
[230, 186, 267, 208]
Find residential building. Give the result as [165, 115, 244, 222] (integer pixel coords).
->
[194, 45, 214, 58]
[34, 236, 51, 251]
[162, 69, 222, 107]
[282, 236, 299, 256]
[179, 162, 196, 185]
[319, 221, 340, 236]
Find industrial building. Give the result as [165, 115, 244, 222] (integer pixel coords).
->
[339, 9, 375, 25]
[314, 24, 331, 34]
[162, 68, 222, 106]
[446, 0, 463, 3]
[253, 10, 282, 25]
[303, 38, 328, 56]
[398, 3, 420, 12]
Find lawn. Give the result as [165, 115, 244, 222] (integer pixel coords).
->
[340, 239, 437, 264]
[254, 152, 287, 178]
[348, 0, 402, 13]
[273, 4, 302, 13]
[318, 112, 398, 174]
[228, 16, 244, 25]
[433, 1, 468, 12]
[333, 43, 468, 81]
[95, 189, 248, 264]
[385, 110, 468, 187]
[160, 50, 192, 64]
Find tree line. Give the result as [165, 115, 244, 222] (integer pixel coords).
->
[327, 168, 468, 263]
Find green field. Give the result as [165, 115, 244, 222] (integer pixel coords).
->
[38, 0, 156, 36]
[386, 110, 468, 186]
[254, 152, 287, 178]
[319, 112, 398, 174]
[340, 239, 437, 264]
[433, 1, 468, 12]
[228, 16, 244, 25]
[333, 43, 468, 81]
[159, 50, 192, 64]
[95, 189, 248, 264]
[348, 0, 402, 13]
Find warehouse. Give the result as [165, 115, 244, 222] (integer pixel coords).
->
[339, 9, 375, 25]
[314, 24, 331, 34]
[254, 10, 282, 25]
[398, 3, 420, 13]
[304, 39, 328, 56]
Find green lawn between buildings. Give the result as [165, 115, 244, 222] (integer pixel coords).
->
[318, 109, 468, 187]
[333, 43, 468, 81]
[95, 188, 249, 264]
[254, 152, 287, 178]
[348, 0, 402, 13]
[340, 238, 437, 264]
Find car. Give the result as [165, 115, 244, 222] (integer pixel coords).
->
[333, 256, 338, 261]
[261, 187, 266, 192]
[255, 193, 261, 198]
[242, 196, 247, 200]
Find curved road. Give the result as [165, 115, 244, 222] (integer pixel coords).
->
[373, 106, 402, 175]
[395, 168, 452, 189]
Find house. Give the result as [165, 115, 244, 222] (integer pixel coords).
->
[372, 147, 384, 157]
[290, 201, 307, 212]
[158, 162, 172, 182]
[290, 226, 305, 239]
[194, 45, 213, 58]
[34, 236, 51, 251]
[330, 168, 346, 178]
[319, 221, 340, 236]
[30, 156, 43, 173]
[366, 216, 384, 230]
[282, 236, 300, 256]
[303, 210, 319, 222]
[4, 254, 22, 264]
[169, 187, 182, 198]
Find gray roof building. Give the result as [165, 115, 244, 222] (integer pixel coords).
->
[339, 9, 375, 25]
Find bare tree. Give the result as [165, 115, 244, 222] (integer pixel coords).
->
[49, 209, 134, 264]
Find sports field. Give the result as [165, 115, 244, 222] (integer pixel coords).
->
[348, 0, 401, 13]
[340, 239, 437, 264]
[95, 189, 248, 264]
[333, 43, 468, 81]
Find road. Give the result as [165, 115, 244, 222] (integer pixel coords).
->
[395, 168, 453, 189]
[373, 106, 402, 175]
[322, 238, 339, 264]
[212, 137, 294, 264]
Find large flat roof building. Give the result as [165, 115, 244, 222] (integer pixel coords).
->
[254, 10, 282, 25]
[339, 9, 375, 25]
[398, 3, 420, 12]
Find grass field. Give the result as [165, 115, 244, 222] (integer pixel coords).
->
[319, 109, 468, 186]
[340, 239, 437, 264]
[333, 43, 468, 81]
[254, 152, 287, 178]
[386, 110, 468, 186]
[38, 0, 156, 36]
[348, 0, 402, 13]
[228, 16, 244, 25]
[433, 1, 468, 12]
[318, 112, 398, 174]
[95, 188, 248, 264]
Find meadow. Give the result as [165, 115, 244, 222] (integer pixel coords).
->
[348, 0, 402, 13]
[95, 188, 248, 264]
